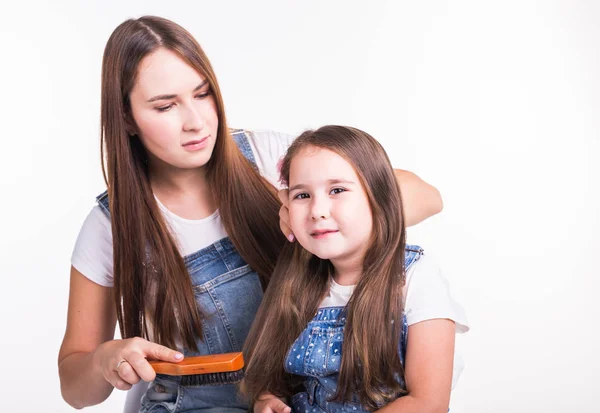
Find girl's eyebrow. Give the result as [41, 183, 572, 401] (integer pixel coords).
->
[146, 80, 209, 103]
[328, 179, 355, 185]
[289, 179, 355, 192]
[288, 183, 306, 192]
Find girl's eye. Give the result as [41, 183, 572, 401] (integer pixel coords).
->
[330, 187, 346, 195]
[293, 192, 310, 200]
[156, 104, 174, 112]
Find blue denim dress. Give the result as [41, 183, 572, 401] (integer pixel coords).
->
[284, 246, 423, 413]
[97, 131, 262, 413]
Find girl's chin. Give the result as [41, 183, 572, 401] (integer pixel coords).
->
[309, 249, 341, 261]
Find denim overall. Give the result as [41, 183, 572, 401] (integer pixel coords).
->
[285, 246, 424, 413]
[97, 130, 262, 413]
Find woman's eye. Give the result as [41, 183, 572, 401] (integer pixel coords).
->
[195, 92, 211, 99]
[156, 104, 174, 112]
[330, 188, 346, 195]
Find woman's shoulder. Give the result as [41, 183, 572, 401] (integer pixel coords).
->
[71, 203, 114, 287]
[80, 204, 112, 235]
[238, 129, 297, 187]
[244, 129, 296, 153]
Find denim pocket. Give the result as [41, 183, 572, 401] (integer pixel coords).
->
[304, 326, 344, 377]
[139, 376, 181, 413]
[192, 264, 263, 355]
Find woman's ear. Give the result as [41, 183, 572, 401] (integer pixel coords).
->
[124, 116, 137, 136]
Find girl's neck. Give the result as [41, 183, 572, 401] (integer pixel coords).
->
[149, 164, 217, 220]
[331, 256, 364, 286]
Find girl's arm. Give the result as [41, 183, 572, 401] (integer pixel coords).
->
[376, 319, 455, 413]
[253, 393, 291, 413]
[58, 266, 183, 408]
[394, 169, 443, 226]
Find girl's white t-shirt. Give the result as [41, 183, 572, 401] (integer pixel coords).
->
[71, 130, 295, 287]
[319, 253, 469, 389]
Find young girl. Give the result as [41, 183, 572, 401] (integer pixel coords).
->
[243, 126, 469, 413]
[57, 16, 444, 413]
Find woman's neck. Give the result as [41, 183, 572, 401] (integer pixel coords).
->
[149, 165, 217, 220]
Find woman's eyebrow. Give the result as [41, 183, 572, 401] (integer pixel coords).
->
[146, 80, 209, 103]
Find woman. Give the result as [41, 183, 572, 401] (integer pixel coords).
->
[58, 16, 443, 412]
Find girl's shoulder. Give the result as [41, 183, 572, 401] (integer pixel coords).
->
[404, 251, 470, 333]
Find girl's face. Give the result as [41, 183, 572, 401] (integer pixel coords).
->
[128, 48, 219, 173]
[288, 146, 373, 269]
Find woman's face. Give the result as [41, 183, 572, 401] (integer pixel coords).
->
[128, 48, 219, 173]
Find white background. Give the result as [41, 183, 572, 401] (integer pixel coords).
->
[0, 1, 598, 412]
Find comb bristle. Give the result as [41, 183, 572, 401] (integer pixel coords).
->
[180, 369, 245, 386]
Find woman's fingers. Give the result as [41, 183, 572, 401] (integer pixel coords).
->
[100, 337, 183, 390]
[117, 355, 143, 384]
[114, 379, 133, 391]
[278, 189, 294, 242]
[278, 188, 289, 207]
[102, 360, 133, 391]
[127, 340, 183, 382]
[142, 340, 184, 362]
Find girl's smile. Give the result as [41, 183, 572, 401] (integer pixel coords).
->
[310, 228, 339, 238]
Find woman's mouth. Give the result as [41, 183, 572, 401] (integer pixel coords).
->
[182, 136, 209, 151]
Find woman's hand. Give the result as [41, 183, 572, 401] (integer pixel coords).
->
[254, 393, 291, 413]
[278, 189, 295, 242]
[95, 337, 183, 390]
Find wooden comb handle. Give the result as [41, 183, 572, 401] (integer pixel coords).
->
[149, 352, 244, 376]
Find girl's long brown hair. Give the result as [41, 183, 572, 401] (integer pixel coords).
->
[101, 16, 284, 351]
[243, 126, 407, 410]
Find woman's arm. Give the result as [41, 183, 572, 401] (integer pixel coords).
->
[376, 319, 455, 413]
[58, 266, 120, 408]
[58, 266, 183, 409]
[277, 170, 442, 240]
[394, 169, 443, 227]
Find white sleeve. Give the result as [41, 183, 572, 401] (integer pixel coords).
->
[71, 205, 115, 287]
[403, 253, 470, 390]
[404, 253, 469, 333]
[245, 130, 296, 188]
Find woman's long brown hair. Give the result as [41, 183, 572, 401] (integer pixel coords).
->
[243, 126, 407, 410]
[101, 16, 284, 351]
